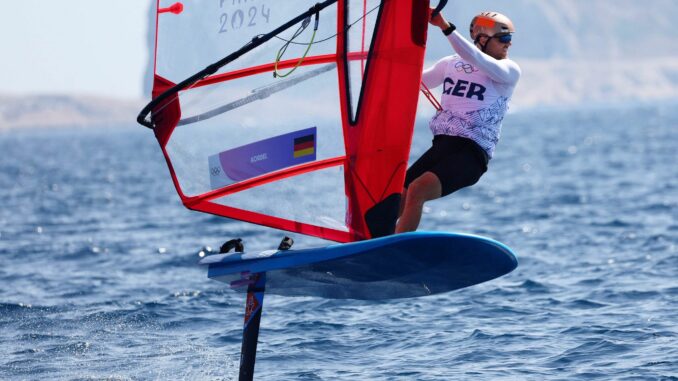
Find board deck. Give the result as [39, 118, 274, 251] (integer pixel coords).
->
[199, 231, 518, 300]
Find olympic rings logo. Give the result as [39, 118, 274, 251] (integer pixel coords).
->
[455, 61, 477, 74]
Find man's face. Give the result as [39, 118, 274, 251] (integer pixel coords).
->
[480, 34, 512, 60]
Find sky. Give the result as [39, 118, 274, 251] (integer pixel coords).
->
[0, 0, 150, 100]
[1, 1, 675, 105]
[0, 0, 481, 101]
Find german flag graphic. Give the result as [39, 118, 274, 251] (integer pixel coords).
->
[293, 134, 315, 158]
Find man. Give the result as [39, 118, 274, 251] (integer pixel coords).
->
[396, 10, 521, 233]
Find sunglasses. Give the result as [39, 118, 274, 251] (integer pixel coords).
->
[494, 33, 513, 43]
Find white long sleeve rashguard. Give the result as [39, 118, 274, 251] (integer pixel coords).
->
[422, 30, 521, 159]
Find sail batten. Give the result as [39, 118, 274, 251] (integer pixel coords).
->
[185, 51, 370, 91]
[184, 156, 346, 205]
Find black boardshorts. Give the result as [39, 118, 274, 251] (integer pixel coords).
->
[405, 135, 489, 197]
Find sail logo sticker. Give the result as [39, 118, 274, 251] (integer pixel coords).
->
[208, 127, 317, 190]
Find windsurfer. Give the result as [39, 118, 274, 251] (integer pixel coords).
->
[396, 10, 521, 233]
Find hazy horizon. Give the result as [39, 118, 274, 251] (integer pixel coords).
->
[2, 0, 677, 110]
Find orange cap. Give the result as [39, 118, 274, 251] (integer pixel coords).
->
[470, 12, 515, 40]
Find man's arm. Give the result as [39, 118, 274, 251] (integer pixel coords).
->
[446, 31, 521, 85]
[428, 9, 520, 85]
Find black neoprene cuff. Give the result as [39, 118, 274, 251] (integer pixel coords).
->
[442, 23, 456, 36]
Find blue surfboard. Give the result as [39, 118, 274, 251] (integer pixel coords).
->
[199, 231, 517, 300]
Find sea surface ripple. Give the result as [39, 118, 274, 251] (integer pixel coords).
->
[1, 103, 676, 380]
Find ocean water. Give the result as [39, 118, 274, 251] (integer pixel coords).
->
[1, 103, 676, 380]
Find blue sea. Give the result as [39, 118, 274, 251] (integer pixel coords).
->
[1, 103, 676, 380]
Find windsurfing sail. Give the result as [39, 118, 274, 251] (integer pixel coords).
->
[140, 0, 431, 243]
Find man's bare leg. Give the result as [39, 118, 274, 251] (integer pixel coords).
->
[395, 172, 442, 233]
[398, 187, 408, 217]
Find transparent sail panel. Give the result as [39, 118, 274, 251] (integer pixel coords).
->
[155, 0, 339, 83]
[214, 165, 348, 231]
[345, 0, 381, 122]
[165, 63, 344, 198]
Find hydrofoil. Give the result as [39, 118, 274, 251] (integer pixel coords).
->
[199, 231, 517, 380]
